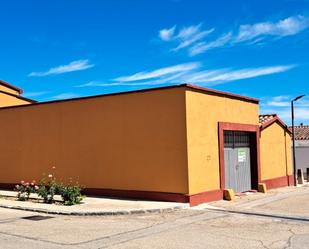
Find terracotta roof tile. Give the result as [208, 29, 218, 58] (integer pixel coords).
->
[259, 114, 291, 134]
[259, 114, 277, 126]
[289, 125, 309, 140]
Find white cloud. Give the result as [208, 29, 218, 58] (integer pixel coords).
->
[159, 24, 214, 52]
[22, 91, 50, 97]
[266, 100, 290, 107]
[177, 25, 202, 39]
[113, 62, 201, 82]
[260, 95, 309, 125]
[173, 28, 214, 51]
[271, 95, 290, 102]
[261, 107, 309, 125]
[189, 32, 232, 56]
[262, 95, 309, 108]
[159, 26, 176, 41]
[76, 72, 190, 87]
[194, 65, 296, 85]
[80, 63, 295, 89]
[235, 15, 309, 42]
[158, 15, 309, 56]
[75, 81, 108, 87]
[28, 59, 94, 77]
[51, 93, 80, 100]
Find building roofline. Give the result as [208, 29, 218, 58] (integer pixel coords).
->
[0, 83, 259, 111]
[288, 124, 309, 140]
[185, 84, 259, 103]
[0, 80, 23, 94]
[259, 114, 291, 134]
[0, 90, 37, 104]
[290, 125, 309, 128]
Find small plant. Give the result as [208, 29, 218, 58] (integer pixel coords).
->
[37, 171, 58, 203]
[14, 166, 85, 205]
[15, 180, 38, 201]
[58, 183, 84, 206]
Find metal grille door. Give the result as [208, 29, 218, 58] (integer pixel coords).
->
[224, 131, 251, 193]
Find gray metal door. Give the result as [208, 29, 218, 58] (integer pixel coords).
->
[224, 131, 251, 193]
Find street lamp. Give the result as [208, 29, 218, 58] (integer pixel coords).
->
[291, 94, 305, 186]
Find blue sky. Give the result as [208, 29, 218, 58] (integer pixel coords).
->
[1, 0, 309, 124]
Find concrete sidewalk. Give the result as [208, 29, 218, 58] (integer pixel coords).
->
[1, 184, 308, 216]
[0, 190, 188, 215]
[194, 183, 309, 211]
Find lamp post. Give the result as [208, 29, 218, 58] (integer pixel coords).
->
[291, 95, 305, 186]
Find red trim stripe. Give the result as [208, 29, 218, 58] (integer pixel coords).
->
[261, 175, 293, 189]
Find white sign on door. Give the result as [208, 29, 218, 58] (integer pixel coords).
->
[238, 148, 246, 162]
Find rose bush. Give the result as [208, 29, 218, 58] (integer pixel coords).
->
[14, 166, 84, 205]
[15, 180, 38, 201]
[37, 173, 58, 203]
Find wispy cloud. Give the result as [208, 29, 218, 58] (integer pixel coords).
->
[75, 81, 132, 87]
[262, 95, 309, 107]
[159, 26, 176, 41]
[260, 95, 309, 124]
[235, 15, 309, 42]
[51, 93, 80, 100]
[189, 65, 296, 85]
[79, 63, 295, 88]
[22, 91, 50, 97]
[159, 24, 214, 52]
[159, 15, 309, 56]
[261, 107, 309, 124]
[28, 59, 94, 77]
[189, 32, 232, 56]
[113, 62, 201, 82]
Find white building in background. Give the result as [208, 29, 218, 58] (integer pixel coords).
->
[291, 124, 309, 175]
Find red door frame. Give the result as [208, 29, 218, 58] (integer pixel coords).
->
[218, 122, 261, 190]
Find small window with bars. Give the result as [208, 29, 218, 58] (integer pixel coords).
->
[224, 131, 251, 148]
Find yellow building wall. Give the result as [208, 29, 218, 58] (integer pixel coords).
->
[185, 89, 259, 195]
[0, 85, 20, 95]
[0, 92, 32, 108]
[0, 87, 189, 194]
[260, 122, 292, 180]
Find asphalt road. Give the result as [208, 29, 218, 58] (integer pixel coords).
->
[1, 186, 309, 249]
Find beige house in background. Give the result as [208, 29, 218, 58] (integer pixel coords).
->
[291, 124, 309, 176]
[0, 80, 35, 107]
[259, 114, 293, 188]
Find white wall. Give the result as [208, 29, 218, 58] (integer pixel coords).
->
[295, 140, 309, 175]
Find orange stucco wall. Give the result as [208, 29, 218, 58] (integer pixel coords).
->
[0, 85, 20, 95]
[260, 122, 292, 180]
[0, 92, 31, 108]
[0, 87, 189, 194]
[185, 89, 259, 195]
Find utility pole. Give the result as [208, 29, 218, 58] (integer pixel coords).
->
[291, 95, 305, 186]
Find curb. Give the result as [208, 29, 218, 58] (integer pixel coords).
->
[0, 203, 188, 216]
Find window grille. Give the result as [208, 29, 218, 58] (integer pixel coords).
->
[224, 131, 250, 148]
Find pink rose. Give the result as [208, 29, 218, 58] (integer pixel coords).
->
[34, 186, 39, 190]
[21, 180, 24, 184]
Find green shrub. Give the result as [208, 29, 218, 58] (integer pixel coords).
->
[14, 166, 85, 205]
[58, 184, 84, 206]
[37, 174, 58, 203]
